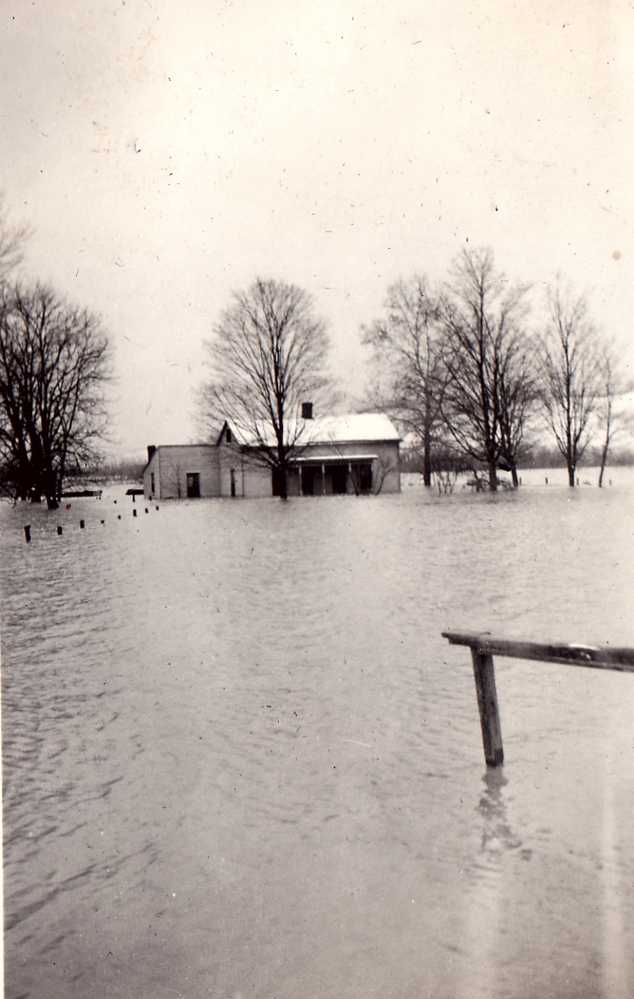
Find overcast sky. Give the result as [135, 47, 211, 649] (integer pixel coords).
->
[2, 0, 633, 458]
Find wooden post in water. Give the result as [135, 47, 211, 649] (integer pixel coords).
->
[145, 507, 149, 514]
[155, 505, 159, 511]
[443, 630, 634, 767]
[57, 525, 63, 535]
[23, 525, 31, 543]
[133, 508, 137, 518]
[80, 519, 85, 529]
[470, 648, 504, 766]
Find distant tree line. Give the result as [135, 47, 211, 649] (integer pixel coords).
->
[364, 247, 631, 490]
[0, 199, 112, 508]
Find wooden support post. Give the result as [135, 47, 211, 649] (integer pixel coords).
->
[57, 525, 63, 536]
[470, 648, 504, 767]
[321, 463, 326, 495]
[23, 525, 31, 543]
[133, 508, 137, 518]
[80, 519, 85, 529]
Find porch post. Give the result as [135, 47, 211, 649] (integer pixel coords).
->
[321, 463, 326, 495]
[298, 464, 303, 496]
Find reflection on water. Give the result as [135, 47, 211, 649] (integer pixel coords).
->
[477, 770, 524, 859]
[2, 475, 634, 999]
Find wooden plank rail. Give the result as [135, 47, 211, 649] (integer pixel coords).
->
[442, 630, 634, 767]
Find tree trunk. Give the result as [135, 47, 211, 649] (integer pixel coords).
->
[598, 438, 609, 488]
[487, 459, 498, 492]
[422, 431, 432, 488]
[278, 461, 288, 501]
[567, 462, 576, 488]
[510, 465, 519, 488]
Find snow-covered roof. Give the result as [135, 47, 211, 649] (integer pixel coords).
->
[238, 412, 400, 448]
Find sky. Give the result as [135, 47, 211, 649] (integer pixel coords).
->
[1, 0, 633, 459]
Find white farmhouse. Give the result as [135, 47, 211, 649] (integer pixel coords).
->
[143, 410, 400, 500]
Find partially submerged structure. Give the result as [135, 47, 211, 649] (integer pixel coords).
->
[143, 411, 400, 499]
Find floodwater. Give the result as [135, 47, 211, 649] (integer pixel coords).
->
[2, 473, 634, 999]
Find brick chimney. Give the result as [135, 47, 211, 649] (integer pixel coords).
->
[301, 402, 313, 420]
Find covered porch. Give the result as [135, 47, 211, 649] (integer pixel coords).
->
[288, 454, 377, 496]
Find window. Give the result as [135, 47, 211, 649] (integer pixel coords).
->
[225, 427, 232, 443]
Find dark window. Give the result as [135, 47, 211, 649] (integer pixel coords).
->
[226, 427, 232, 443]
[331, 465, 347, 495]
[230, 468, 236, 497]
[186, 472, 201, 498]
[358, 463, 372, 494]
[301, 466, 316, 496]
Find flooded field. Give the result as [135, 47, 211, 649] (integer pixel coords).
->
[2, 473, 634, 999]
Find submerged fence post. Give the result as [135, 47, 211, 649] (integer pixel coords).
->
[470, 648, 504, 767]
[23, 525, 31, 543]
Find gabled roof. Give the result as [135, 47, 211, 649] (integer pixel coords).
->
[236, 412, 400, 448]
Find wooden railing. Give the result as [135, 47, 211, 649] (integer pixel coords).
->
[442, 630, 634, 767]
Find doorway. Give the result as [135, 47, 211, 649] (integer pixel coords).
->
[186, 472, 200, 498]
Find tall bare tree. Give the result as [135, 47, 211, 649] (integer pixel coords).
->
[539, 282, 601, 487]
[0, 283, 112, 507]
[199, 278, 332, 500]
[595, 345, 632, 488]
[0, 195, 30, 283]
[496, 327, 538, 487]
[441, 248, 533, 490]
[362, 276, 450, 486]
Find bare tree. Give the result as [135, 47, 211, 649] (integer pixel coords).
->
[539, 282, 601, 487]
[595, 345, 632, 487]
[496, 328, 538, 487]
[0, 195, 30, 283]
[362, 276, 450, 487]
[0, 283, 112, 508]
[198, 278, 332, 500]
[441, 248, 533, 491]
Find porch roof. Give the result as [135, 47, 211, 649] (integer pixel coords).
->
[290, 453, 378, 464]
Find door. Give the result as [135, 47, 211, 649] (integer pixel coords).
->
[186, 472, 200, 498]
